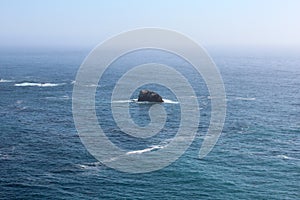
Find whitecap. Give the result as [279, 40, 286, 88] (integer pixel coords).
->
[82, 84, 98, 87]
[0, 153, 10, 160]
[14, 82, 65, 87]
[0, 79, 14, 83]
[76, 162, 102, 170]
[126, 145, 164, 155]
[112, 99, 135, 103]
[61, 95, 70, 99]
[163, 99, 179, 104]
[276, 155, 298, 160]
[72, 81, 98, 87]
[45, 95, 70, 100]
[235, 97, 256, 101]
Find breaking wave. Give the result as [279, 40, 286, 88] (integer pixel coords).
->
[0, 79, 14, 83]
[126, 145, 164, 155]
[112, 98, 179, 104]
[14, 82, 65, 87]
[76, 162, 102, 170]
[235, 97, 256, 101]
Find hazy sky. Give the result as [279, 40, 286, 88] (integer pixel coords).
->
[1, 0, 299, 49]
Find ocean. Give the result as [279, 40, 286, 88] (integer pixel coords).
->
[0, 48, 299, 199]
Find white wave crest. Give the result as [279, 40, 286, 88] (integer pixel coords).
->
[14, 82, 65, 87]
[112, 99, 135, 103]
[163, 99, 179, 104]
[235, 97, 256, 101]
[76, 162, 102, 170]
[112, 98, 179, 104]
[0, 153, 10, 160]
[126, 145, 164, 155]
[0, 79, 14, 83]
[72, 81, 98, 87]
[45, 95, 70, 100]
[276, 155, 299, 160]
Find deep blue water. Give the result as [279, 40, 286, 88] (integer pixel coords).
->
[0, 48, 299, 199]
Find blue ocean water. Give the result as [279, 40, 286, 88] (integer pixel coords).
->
[0, 48, 299, 199]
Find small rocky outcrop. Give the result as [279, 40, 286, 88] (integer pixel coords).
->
[138, 90, 164, 102]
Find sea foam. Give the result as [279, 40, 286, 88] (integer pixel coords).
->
[0, 79, 14, 83]
[112, 98, 179, 104]
[14, 82, 65, 87]
[235, 97, 256, 101]
[126, 145, 164, 155]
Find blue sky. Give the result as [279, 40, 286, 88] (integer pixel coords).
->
[1, 0, 299, 49]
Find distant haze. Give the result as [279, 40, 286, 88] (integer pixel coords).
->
[1, 0, 300, 49]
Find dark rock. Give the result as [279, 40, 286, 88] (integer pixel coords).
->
[138, 90, 164, 102]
